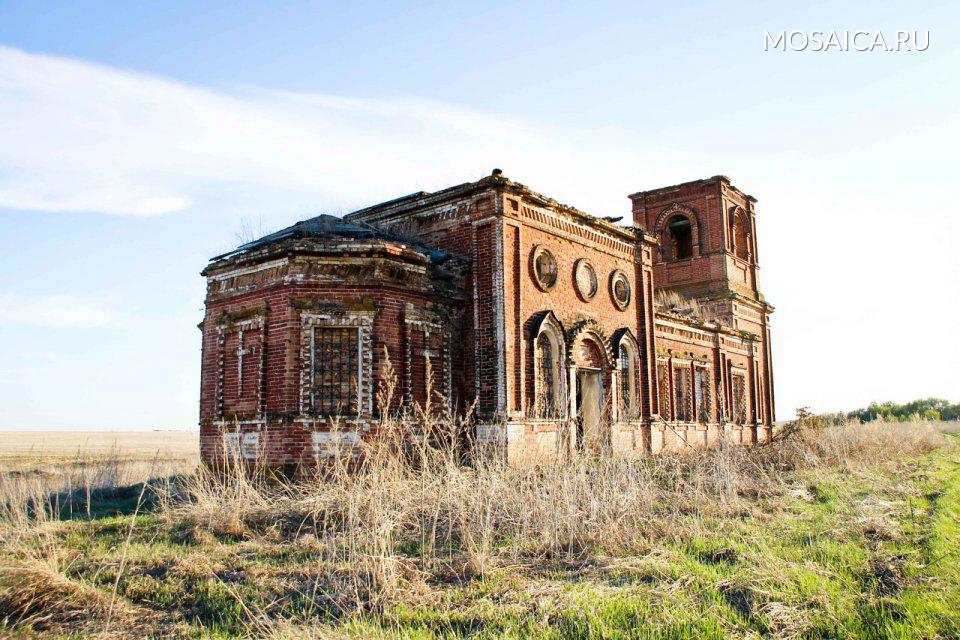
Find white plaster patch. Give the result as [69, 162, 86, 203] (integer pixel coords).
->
[208, 258, 288, 282]
[223, 432, 260, 460]
[312, 431, 361, 457]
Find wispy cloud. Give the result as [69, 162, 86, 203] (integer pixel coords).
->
[0, 293, 120, 328]
[0, 45, 643, 217]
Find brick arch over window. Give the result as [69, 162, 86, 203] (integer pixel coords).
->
[654, 203, 702, 261]
[526, 311, 567, 418]
[566, 319, 614, 370]
[729, 206, 751, 261]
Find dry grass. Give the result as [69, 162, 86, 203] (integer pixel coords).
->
[654, 289, 705, 319]
[0, 419, 955, 639]
[160, 419, 947, 614]
[0, 559, 150, 629]
[0, 429, 197, 462]
[0, 430, 197, 535]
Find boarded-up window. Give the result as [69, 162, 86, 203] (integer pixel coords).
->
[695, 368, 711, 423]
[657, 360, 671, 419]
[410, 330, 445, 412]
[675, 366, 692, 422]
[222, 326, 262, 413]
[311, 327, 360, 416]
[223, 331, 241, 404]
[731, 373, 747, 424]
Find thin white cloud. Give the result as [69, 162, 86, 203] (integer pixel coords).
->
[0, 45, 642, 217]
[0, 293, 120, 328]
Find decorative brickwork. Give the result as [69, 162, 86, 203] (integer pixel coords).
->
[403, 306, 452, 412]
[215, 313, 265, 419]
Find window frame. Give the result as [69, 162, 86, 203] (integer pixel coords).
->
[694, 365, 711, 423]
[665, 215, 694, 261]
[617, 341, 640, 420]
[310, 325, 362, 417]
[731, 371, 748, 424]
[574, 258, 599, 301]
[299, 310, 374, 419]
[531, 245, 559, 291]
[215, 313, 266, 419]
[532, 316, 567, 420]
[656, 357, 671, 419]
[674, 364, 693, 422]
[730, 212, 751, 261]
[610, 270, 632, 310]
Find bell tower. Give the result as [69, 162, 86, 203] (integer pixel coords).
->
[630, 175, 775, 427]
[628, 175, 765, 329]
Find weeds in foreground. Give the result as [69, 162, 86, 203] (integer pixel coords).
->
[0, 419, 953, 639]
[160, 419, 946, 617]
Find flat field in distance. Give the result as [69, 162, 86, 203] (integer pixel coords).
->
[0, 430, 197, 468]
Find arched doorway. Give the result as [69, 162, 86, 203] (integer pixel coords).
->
[571, 332, 611, 455]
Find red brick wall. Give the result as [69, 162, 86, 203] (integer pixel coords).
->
[630, 175, 761, 301]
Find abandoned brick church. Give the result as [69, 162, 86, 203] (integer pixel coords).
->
[199, 170, 776, 466]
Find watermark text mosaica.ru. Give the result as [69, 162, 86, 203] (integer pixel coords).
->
[764, 30, 929, 52]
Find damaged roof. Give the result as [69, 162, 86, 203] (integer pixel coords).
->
[209, 168, 654, 269]
[209, 212, 452, 264]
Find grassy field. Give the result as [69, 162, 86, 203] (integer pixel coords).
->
[0, 422, 957, 639]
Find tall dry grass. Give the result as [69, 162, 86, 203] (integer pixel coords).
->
[0, 450, 191, 537]
[159, 417, 947, 615]
[0, 416, 949, 635]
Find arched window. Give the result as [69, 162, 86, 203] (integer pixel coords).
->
[534, 330, 564, 418]
[617, 342, 639, 419]
[666, 215, 693, 260]
[731, 212, 751, 261]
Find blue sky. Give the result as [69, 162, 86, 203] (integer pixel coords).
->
[0, 1, 957, 429]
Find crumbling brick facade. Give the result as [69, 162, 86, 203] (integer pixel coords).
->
[199, 171, 776, 467]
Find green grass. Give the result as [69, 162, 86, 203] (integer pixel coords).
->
[3, 437, 959, 639]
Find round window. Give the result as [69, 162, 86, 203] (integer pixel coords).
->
[610, 270, 631, 310]
[574, 259, 598, 300]
[531, 246, 558, 291]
